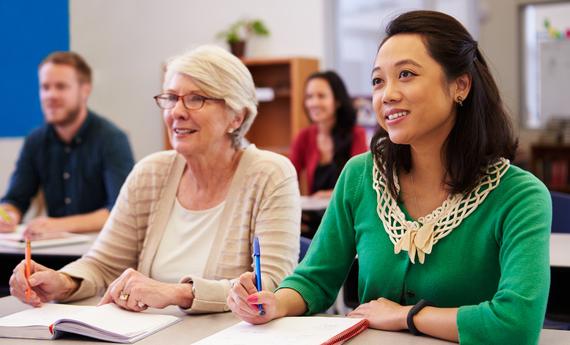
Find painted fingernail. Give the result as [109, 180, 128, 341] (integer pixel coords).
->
[247, 294, 258, 303]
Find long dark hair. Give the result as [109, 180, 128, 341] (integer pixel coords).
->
[371, 10, 517, 198]
[305, 71, 358, 174]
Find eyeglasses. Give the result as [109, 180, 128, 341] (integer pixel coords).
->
[153, 93, 223, 110]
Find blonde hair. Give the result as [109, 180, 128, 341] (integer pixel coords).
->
[164, 45, 258, 148]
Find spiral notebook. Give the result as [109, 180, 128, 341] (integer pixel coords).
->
[0, 303, 180, 343]
[193, 316, 369, 345]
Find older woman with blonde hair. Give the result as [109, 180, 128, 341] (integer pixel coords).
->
[9, 45, 301, 314]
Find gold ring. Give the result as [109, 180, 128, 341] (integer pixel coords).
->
[119, 292, 129, 301]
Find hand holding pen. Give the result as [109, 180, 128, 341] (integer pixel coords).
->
[9, 257, 79, 306]
[226, 237, 285, 324]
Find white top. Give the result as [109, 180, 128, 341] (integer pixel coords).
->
[150, 198, 225, 283]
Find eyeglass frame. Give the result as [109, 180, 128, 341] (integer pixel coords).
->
[153, 92, 224, 110]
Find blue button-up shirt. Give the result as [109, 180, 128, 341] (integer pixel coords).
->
[1, 111, 135, 217]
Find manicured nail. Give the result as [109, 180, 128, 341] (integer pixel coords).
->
[247, 294, 258, 303]
[28, 278, 36, 285]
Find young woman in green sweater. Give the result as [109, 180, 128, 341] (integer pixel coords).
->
[227, 10, 551, 345]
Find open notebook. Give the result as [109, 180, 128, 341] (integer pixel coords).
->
[0, 225, 90, 249]
[0, 303, 180, 343]
[193, 316, 369, 345]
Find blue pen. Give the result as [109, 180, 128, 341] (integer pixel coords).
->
[253, 237, 265, 315]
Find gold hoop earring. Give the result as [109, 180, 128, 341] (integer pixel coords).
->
[456, 96, 463, 107]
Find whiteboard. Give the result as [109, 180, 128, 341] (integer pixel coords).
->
[539, 40, 570, 121]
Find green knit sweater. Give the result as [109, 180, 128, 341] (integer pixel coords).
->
[279, 152, 551, 345]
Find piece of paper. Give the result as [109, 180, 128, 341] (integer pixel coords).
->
[0, 225, 90, 249]
[193, 317, 366, 345]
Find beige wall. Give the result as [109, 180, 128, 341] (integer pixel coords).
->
[479, 0, 561, 161]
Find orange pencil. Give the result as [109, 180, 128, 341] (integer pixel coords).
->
[25, 239, 31, 303]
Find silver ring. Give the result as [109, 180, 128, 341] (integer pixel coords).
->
[137, 301, 146, 308]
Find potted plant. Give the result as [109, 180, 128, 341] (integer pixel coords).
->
[217, 19, 270, 58]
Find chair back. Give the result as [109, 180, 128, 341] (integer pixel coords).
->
[299, 236, 311, 262]
[551, 191, 570, 233]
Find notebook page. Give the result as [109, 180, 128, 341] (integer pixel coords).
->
[56, 303, 179, 338]
[193, 317, 366, 345]
[0, 303, 87, 328]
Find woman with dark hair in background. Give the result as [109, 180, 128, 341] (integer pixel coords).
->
[228, 10, 550, 345]
[290, 71, 368, 236]
[290, 70, 368, 199]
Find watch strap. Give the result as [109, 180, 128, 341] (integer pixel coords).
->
[407, 299, 433, 335]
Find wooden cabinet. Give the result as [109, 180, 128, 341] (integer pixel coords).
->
[530, 144, 570, 193]
[243, 57, 319, 155]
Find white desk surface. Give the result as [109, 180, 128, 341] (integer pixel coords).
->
[551, 233, 570, 268]
[300, 195, 330, 211]
[0, 296, 567, 344]
[0, 233, 98, 257]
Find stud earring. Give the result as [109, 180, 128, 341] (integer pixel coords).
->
[227, 128, 235, 134]
[456, 96, 463, 107]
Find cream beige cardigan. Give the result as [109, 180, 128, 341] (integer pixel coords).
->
[60, 145, 301, 313]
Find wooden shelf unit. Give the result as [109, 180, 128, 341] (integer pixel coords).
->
[530, 144, 570, 193]
[243, 57, 319, 155]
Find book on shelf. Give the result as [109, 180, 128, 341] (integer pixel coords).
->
[0, 225, 91, 249]
[550, 159, 569, 189]
[0, 303, 180, 343]
[193, 316, 369, 345]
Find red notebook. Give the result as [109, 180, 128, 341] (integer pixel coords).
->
[322, 318, 369, 345]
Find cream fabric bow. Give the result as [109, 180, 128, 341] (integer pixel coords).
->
[394, 221, 435, 264]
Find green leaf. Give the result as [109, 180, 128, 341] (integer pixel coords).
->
[216, 18, 270, 42]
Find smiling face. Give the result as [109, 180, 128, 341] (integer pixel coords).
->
[304, 77, 337, 125]
[371, 34, 458, 149]
[162, 72, 238, 157]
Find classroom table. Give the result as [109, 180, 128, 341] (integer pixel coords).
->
[300, 195, 330, 211]
[547, 233, 570, 322]
[0, 296, 568, 345]
[550, 233, 570, 268]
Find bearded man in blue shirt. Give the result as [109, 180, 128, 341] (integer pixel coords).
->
[0, 51, 134, 234]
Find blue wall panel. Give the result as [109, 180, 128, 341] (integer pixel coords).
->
[0, 0, 69, 137]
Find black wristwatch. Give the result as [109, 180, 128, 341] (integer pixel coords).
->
[407, 299, 433, 336]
